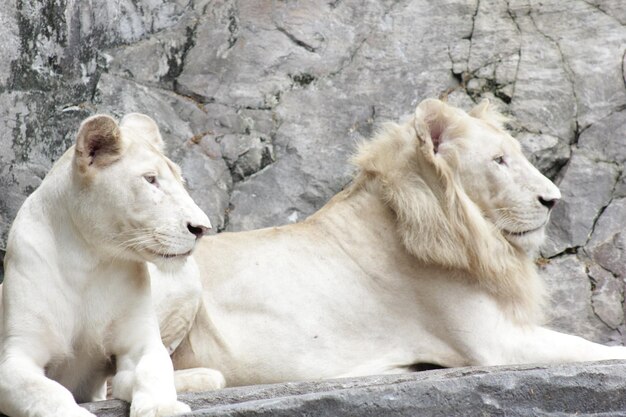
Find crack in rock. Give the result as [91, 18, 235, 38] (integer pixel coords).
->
[324, 0, 404, 81]
[527, 6, 580, 136]
[585, 164, 621, 248]
[276, 26, 318, 53]
[504, 0, 522, 99]
[622, 49, 626, 93]
[163, 23, 199, 84]
[465, 0, 480, 56]
[587, 263, 624, 331]
[226, 4, 239, 50]
[582, 0, 626, 26]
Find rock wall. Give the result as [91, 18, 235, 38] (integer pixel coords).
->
[0, 0, 625, 361]
[82, 361, 626, 416]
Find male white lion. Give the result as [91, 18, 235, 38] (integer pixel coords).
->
[155, 98, 626, 386]
[0, 113, 223, 417]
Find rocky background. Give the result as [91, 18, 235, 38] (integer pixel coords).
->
[1, 0, 626, 413]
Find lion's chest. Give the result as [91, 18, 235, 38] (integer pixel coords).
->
[45, 345, 113, 402]
[45, 267, 151, 401]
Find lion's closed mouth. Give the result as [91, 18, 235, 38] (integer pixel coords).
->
[503, 227, 542, 237]
[146, 248, 193, 258]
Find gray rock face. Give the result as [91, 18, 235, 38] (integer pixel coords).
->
[82, 361, 626, 417]
[540, 255, 622, 344]
[2, 0, 626, 413]
[542, 151, 619, 258]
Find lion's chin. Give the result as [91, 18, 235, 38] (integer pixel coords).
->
[150, 255, 191, 273]
[144, 247, 195, 272]
[502, 227, 546, 255]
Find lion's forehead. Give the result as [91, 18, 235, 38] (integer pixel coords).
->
[123, 140, 183, 182]
[458, 125, 543, 194]
[500, 134, 522, 153]
[467, 121, 520, 148]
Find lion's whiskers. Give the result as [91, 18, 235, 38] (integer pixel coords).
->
[102, 225, 195, 263]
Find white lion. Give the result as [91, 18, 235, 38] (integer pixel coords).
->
[156, 98, 626, 386]
[0, 113, 223, 417]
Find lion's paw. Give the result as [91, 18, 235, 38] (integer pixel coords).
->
[76, 408, 98, 417]
[130, 396, 191, 417]
[174, 368, 226, 392]
[156, 401, 192, 416]
[52, 406, 97, 417]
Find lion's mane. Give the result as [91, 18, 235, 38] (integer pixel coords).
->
[351, 102, 545, 324]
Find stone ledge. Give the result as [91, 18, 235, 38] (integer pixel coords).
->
[82, 361, 626, 416]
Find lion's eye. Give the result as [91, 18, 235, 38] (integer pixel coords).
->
[144, 175, 158, 185]
[493, 155, 506, 165]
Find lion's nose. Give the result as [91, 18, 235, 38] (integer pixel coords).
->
[538, 195, 559, 210]
[187, 222, 210, 239]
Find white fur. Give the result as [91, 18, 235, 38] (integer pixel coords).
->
[0, 113, 224, 417]
[156, 99, 626, 386]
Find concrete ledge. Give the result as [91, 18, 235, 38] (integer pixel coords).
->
[82, 361, 626, 416]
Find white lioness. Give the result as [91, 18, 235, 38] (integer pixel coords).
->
[157, 98, 626, 386]
[0, 113, 223, 417]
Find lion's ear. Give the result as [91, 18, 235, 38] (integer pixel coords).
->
[413, 99, 454, 154]
[469, 98, 490, 119]
[75, 114, 122, 173]
[469, 98, 508, 129]
[120, 113, 165, 151]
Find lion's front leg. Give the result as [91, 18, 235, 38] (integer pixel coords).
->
[174, 368, 226, 393]
[0, 351, 96, 417]
[113, 342, 190, 417]
[462, 324, 626, 366]
[511, 326, 626, 364]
